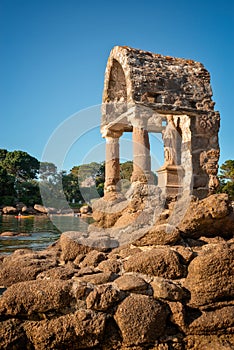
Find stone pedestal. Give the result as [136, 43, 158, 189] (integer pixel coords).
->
[157, 165, 184, 197]
[131, 126, 154, 183]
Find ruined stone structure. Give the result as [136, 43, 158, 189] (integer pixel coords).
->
[101, 46, 220, 199]
[0, 47, 233, 350]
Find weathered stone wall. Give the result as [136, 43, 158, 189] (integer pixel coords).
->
[103, 46, 216, 115]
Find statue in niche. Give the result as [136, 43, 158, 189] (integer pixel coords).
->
[163, 115, 181, 166]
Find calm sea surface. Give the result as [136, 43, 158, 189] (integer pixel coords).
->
[0, 215, 93, 254]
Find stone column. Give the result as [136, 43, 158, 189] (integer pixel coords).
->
[131, 126, 153, 183]
[104, 130, 123, 193]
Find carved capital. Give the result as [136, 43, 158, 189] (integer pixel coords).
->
[101, 126, 123, 139]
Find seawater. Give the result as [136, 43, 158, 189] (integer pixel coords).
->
[0, 215, 93, 254]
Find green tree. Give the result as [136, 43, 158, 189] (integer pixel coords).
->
[62, 172, 83, 203]
[1, 150, 39, 181]
[218, 160, 234, 200]
[0, 149, 7, 162]
[39, 162, 57, 182]
[120, 161, 133, 181]
[0, 150, 40, 203]
[0, 164, 16, 204]
[71, 162, 105, 199]
[39, 167, 66, 208]
[71, 162, 104, 184]
[219, 160, 234, 182]
[18, 180, 41, 206]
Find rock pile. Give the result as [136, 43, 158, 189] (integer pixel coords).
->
[0, 194, 233, 349]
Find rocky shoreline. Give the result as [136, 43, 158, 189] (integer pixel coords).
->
[0, 193, 234, 349]
[0, 203, 93, 216]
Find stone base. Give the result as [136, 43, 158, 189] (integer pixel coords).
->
[157, 164, 184, 197]
[131, 170, 155, 184]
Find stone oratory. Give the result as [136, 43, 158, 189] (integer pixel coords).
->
[93, 46, 220, 232]
[101, 46, 220, 199]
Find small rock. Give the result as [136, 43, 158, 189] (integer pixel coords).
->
[74, 272, 116, 285]
[178, 194, 234, 238]
[2, 206, 17, 214]
[151, 277, 186, 301]
[109, 245, 141, 259]
[80, 205, 91, 214]
[114, 294, 169, 346]
[184, 243, 234, 307]
[60, 232, 93, 262]
[124, 247, 186, 279]
[72, 281, 92, 300]
[84, 236, 119, 250]
[0, 250, 58, 287]
[172, 246, 195, 264]
[98, 258, 122, 274]
[24, 309, 106, 349]
[0, 319, 27, 350]
[79, 250, 106, 268]
[114, 274, 148, 293]
[134, 224, 181, 246]
[73, 254, 85, 266]
[0, 279, 74, 317]
[187, 306, 234, 334]
[34, 204, 48, 214]
[167, 301, 186, 333]
[184, 334, 234, 350]
[36, 266, 77, 280]
[86, 284, 123, 311]
[21, 205, 28, 213]
[199, 236, 227, 244]
[0, 231, 16, 236]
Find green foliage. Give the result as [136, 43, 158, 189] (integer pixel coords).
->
[71, 162, 104, 185]
[219, 160, 234, 182]
[39, 169, 65, 208]
[18, 180, 42, 206]
[1, 150, 39, 181]
[0, 195, 15, 206]
[0, 149, 7, 162]
[0, 149, 158, 207]
[218, 160, 234, 200]
[39, 162, 57, 182]
[0, 149, 40, 206]
[70, 162, 105, 203]
[62, 172, 83, 203]
[0, 164, 15, 197]
[120, 161, 133, 181]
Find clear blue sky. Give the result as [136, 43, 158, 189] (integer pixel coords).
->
[1, 0, 233, 171]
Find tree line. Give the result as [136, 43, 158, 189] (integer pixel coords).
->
[0, 149, 233, 208]
[0, 149, 134, 208]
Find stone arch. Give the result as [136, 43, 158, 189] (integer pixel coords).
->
[106, 59, 127, 103]
[102, 47, 134, 104]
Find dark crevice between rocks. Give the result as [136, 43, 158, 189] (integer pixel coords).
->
[98, 316, 123, 350]
[184, 306, 202, 327]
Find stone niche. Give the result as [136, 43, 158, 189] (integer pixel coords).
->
[101, 46, 220, 200]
